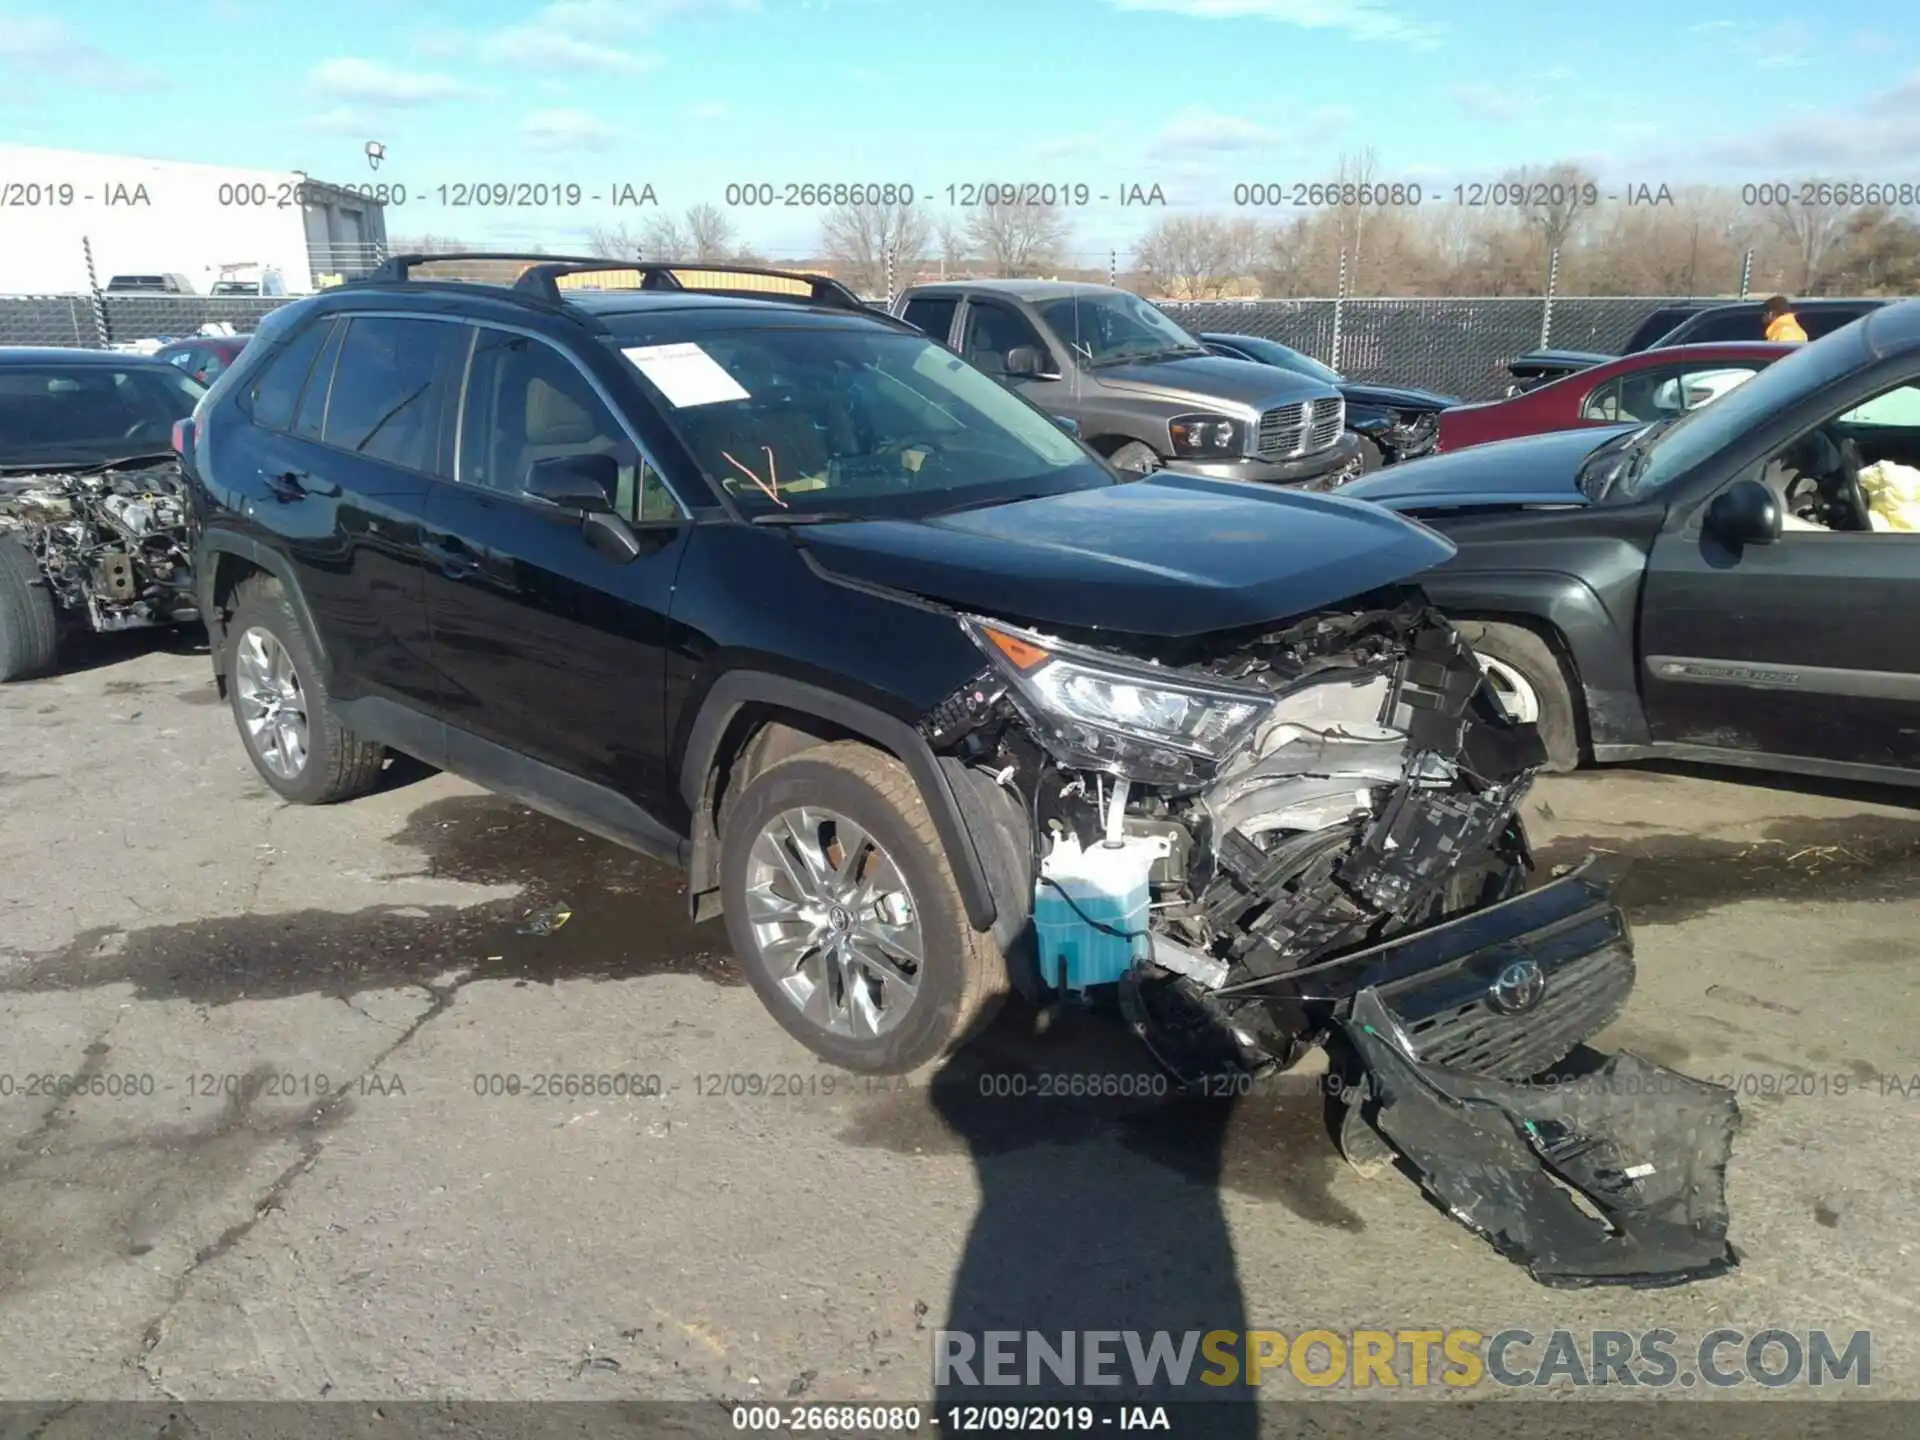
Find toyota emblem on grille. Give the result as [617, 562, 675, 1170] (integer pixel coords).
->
[1487, 958, 1547, 1014]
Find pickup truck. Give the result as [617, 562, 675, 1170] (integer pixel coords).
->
[1341, 301, 1920, 786]
[890, 279, 1364, 489]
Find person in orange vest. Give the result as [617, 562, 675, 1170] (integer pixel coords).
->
[1763, 295, 1809, 343]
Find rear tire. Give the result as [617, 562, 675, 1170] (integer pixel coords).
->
[719, 740, 1008, 1074]
[1454, 619, 1581, 772]
[0, 538, 59, 682]
[226, 577, 387, 804]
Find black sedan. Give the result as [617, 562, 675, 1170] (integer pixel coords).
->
[1199, 332, 1459, 468]
[1339, 301, 1920, 787]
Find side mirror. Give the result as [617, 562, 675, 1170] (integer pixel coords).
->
[1005, 346, 1057, 380]
[1052, 414, 1081, 437]
[524, 454, 616, 512]
[1703, 476, 1781, 546]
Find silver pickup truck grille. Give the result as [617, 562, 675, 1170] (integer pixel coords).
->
[1256, 396, 1346, 459]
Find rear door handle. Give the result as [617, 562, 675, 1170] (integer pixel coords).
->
[424, 534, 481, 579]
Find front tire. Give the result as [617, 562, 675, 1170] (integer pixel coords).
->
[226, 577, 387, 803]
[719, 741, 1008, 1074]
[1454, 619, 1581, 772]
[0, 538, 59, 683]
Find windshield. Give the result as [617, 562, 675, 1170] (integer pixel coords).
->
[1620, 325, 1870, 497]
[1034, 291, 1209, 368]
[0, 364, 204, 467]
[1223, 335, 1344, 385]
[617, 325, 1110, 519]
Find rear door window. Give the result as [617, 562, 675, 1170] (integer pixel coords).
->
[901, 296, 958, 343]
[321, 316, 469, 475]
[247, 318, 333, 432]
[292, 320, 347, 440]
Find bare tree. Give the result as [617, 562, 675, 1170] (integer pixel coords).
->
[1769, 187, 1852, 293]
[1134, 214, 1259, 298]
[585, 221, 648, 259]
[389, 234, 477, 255]
[818, 201, 932, 295]
[1327, 146, 1381, 292]
[963, 201, 1071, 278]
[935, 215, 972, 278]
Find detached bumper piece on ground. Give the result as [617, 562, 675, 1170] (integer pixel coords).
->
[1342, 987, 1741, 1288]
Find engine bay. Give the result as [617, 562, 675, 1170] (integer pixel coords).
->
[0, 458, 199, 634]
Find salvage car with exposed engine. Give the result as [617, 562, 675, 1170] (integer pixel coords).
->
[0, 347, 204, 681]
[1197, 331, 1457, 469]
[891, 280, 1364, 488]
[1342, 301, 1920, 785]
[180, 256, 1738, 1286]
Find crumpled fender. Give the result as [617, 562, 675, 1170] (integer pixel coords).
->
[1341, 987, 1740, 1289]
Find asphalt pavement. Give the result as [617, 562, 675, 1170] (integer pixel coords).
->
[4, 637, 1919, 1420]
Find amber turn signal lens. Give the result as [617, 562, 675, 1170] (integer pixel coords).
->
[982, 627, 1050, 672]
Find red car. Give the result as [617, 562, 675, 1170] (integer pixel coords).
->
[1435, 341, 1796, 453]
[151, 334, 252, 388]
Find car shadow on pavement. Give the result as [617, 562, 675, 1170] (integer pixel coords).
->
[844, 999, 1366, 1435]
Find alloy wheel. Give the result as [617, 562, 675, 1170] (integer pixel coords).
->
[234, 625, 310, 779]
[1475, 653, 1542, 726]
[743, 806, 924, 1040]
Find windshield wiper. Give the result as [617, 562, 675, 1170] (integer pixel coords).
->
[749, 510, 869, 526]
[1086, 347, 1205, 369]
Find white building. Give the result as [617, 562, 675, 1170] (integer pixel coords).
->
[0, 144, 389, 295]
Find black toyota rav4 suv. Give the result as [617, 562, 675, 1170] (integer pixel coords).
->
[178, 255, 1638, 1093]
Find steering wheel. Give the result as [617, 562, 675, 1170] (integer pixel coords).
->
[1834, 437, 1874, 532]
[874, 435, 946, 477]
[122, 418, 167, 443]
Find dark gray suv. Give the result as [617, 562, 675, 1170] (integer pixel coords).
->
[892, 280, 1364, 489]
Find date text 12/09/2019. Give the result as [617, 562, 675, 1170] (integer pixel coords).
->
[209, 182, 660, 209]
[719, 183, 1170, 208]
[1229, 181, 1674, 209]
[728, 1405, 1175, 1433]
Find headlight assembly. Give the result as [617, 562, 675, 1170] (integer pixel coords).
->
[1167, 413, 1244, 458]
[962, 615, 1272, 784]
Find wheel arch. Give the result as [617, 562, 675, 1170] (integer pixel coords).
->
[1419, 568, 1647, 750]
[198, 532, 329, 698]
[677, 673, 1003, 935]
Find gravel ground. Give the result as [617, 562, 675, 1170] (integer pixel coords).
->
[3, 639, 1918, 1427]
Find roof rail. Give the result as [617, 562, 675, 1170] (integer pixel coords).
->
[362, 252, 874, 313]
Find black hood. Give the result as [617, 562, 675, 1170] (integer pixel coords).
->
[1340, 381, 1459, 412]
[1090, 354, 1331, 410]
[795, 472, 1456, 638]
[1339, 425, 1638, 512]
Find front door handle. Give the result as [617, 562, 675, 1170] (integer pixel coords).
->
[424, 535, 481, 579]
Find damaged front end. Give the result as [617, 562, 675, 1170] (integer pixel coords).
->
[920, 585, 1738, 1285]
[0, 458, 198, 634]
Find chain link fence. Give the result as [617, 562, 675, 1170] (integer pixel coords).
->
[1159, 296, 1667, 400]
[4, 288, 1674, 400]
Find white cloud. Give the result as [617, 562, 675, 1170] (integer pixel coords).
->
[1451, 83, 1532, 122]
[1692, 18, 1814, 68]
[1688, 19, 1735, 33]
[521, 107, 623, 152]
[310, 57, 469, 105]
[304, 105, 387, 136]
[1149, 102, 1353, 158]
[1672, 70, 1920, 171]
[1153, 108, 1283, 155]
[1097, 0, 1442, 47]
[689, 100, 729, 118]
[479, 27, 661, 72]
[0, 15, 141, 84]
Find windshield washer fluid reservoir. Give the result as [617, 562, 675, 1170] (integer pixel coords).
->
[1034, 830, 1172, 994]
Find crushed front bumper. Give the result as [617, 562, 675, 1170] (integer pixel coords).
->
[1255, 860, 1635, 1083]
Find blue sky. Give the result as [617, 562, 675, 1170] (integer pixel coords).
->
[2, 0, 1916, 260]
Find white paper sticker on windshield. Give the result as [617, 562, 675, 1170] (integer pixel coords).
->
[620, 343, 750, 408]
